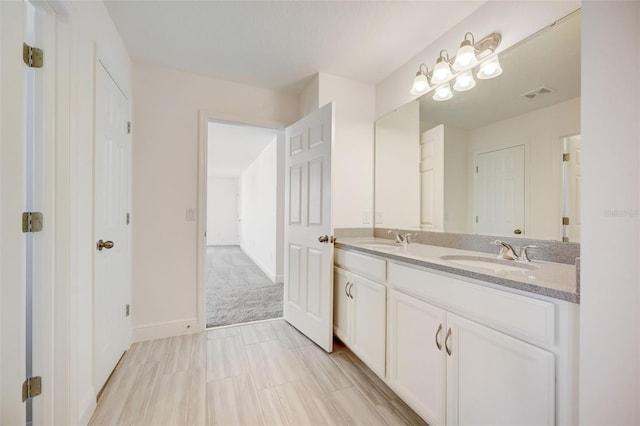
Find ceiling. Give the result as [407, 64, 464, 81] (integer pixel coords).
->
[104, 0, 486, 93]
[208, 122, 278, 177]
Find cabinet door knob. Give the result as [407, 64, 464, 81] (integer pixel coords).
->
[435, 323, 443, 351]
[445, 328, 452, 356]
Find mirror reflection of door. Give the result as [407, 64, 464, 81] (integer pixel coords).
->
[475, 145, 525, 237]
[562, 134, 581, 242]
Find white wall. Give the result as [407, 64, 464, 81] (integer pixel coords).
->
[375, 1, 581, 119]
[442, 125, 469, 234]
[206, 177, 239, 246]
[374, 100, 420, 229]
[131, 63, 297, 341]
[466, 97, 580, 239]
[580, 2, 640, 423]
[316, 73, 376, 229]
[239, 139, 282, 283]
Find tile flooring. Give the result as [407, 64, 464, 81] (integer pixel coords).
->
[89, 319, 426, 425]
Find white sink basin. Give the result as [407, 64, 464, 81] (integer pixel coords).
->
[439, 255, 538, 272]
[360, 242, 402, 253]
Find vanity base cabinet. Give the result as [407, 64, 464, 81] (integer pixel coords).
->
[387, 289, 446, 425]
[333, 266, 386, 378]
[446, 312, 555, 426]
[388, 287, 555, 426]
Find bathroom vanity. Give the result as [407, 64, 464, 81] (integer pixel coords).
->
[333, 238, 579, 426]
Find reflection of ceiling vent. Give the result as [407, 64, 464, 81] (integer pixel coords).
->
[521, 86, 556, 100]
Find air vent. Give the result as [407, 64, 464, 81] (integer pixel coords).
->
[521, 86, 556, 100]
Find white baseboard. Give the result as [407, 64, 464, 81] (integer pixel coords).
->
[239, 245, 278, 284]
[275, 274, 284, 284]
[207, 241, 239, 246]
[79, 388, 96, 425]
[132, 318, 200, 343]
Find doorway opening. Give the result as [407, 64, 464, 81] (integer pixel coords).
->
[205, 121, 285, 328]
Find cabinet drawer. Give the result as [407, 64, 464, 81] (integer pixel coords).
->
[334, 249, 386, 282]
[387, 262, 555, 345]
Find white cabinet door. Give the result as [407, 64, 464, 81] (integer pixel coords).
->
[446, 313, 555, 426]
[350, 274, 386, 378]
[387, 290, 446, 425]
[333, 267, 351, 344]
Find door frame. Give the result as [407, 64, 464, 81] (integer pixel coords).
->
[0, 0, 74, 423]
[196, 110, 286, 330]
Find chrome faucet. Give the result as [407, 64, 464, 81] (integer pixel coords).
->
[388, 230, 414, 245]
[491, 240, 539, 262]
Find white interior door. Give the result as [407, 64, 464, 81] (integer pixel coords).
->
[94, 61, 131, 392]
[420, 125, 444, 231]
[476, 145, 525, 237]
[564, 135, 581, 242]
[284, 102, 333, 352]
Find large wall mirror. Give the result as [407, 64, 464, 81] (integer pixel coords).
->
[375, 11, 581, 242]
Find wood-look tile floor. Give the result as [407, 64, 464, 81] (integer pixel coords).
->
[89, 319, 427, 425]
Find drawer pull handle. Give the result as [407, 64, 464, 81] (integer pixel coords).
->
[344, 282, 350, 298]
[435, 323, 443, 351]
[347, 282, 354, 299]
[445, 328, 452, 356]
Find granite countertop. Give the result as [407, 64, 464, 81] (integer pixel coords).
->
[335, 237, 579, 304]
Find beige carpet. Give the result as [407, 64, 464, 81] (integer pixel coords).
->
[206, 245, 283, 328]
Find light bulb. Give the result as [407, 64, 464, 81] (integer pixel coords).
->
[452, 43, 478, 71]
[410, 65, 430, 95]
[433, 83, 453, 101]
[453, 71, 476, 92]
[431, 52, 453, 84]
[477, 56, 503, 79]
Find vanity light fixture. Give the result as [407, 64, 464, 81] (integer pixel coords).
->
[433, 83, 453, 101]
[409, 31, 502, 100]
[431, 50, 453, 85]
[452, 32, 479, 71]
[453, 70, 476, 92]
[410, 64, 431, 95]
[477, 55, 503, 79]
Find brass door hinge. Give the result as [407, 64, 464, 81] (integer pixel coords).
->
[127, 121, 131, 134]
[22, 376, 42, 402]
[562, 216, 570, 226]
[22, 212, 43, 233]
[23, 43, 43, 68]
[563, 153, 570, 162]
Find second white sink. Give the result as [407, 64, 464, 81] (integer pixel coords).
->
[439, 255, 538, 272]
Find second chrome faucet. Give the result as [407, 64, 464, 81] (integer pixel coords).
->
[492, 240, 539, 262]
[388, 230, 414, 245]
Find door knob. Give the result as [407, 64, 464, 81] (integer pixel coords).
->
[514, 229, 522, 235]
[318, 235, 336, 244]
[96, 239, 115, 251]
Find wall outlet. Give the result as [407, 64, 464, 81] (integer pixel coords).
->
[185, 208, 196, 221]
[362, 211, 370, 224]
[375, 211, 384, 224]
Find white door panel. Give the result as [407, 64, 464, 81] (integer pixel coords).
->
[420, 125, 444, 231]
[284, 103, 333, 352]
[476, 145, 525, 237]
[94, 62, 131, 392]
